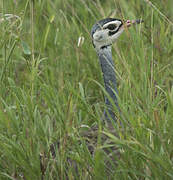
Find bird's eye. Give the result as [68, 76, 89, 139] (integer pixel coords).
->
[106, 24, 117, 30]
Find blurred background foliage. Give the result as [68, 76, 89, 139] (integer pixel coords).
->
[0, 0, 173, 179]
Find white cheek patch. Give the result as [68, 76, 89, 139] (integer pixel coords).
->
[93, 30, 108, 42]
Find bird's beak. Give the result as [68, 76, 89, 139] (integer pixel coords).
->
[124, 19, 144, 28]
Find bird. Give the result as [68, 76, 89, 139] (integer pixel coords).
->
[91, 18, 143, 123]
[49, 18, 143, 177]
[80, 17, 144, 174]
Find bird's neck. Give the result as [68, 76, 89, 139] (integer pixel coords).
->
[97, 46, 119, 121]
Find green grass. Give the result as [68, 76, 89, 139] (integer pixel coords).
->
[0, 0, 173, 179]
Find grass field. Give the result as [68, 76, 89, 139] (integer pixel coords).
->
[0, 0, 173, 179]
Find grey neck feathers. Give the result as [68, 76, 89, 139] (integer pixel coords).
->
[97, 46, 119, 122]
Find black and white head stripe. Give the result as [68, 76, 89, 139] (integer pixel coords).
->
[103, 20, 123, 36]
[91, 18, 123, 37]
[91, 17, 143, 50]
[91, 18, 124, 50]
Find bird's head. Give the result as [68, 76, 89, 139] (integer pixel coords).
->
[91, 18, 143, 51]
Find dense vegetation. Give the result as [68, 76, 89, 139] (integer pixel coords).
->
[0, 0, 173, 179]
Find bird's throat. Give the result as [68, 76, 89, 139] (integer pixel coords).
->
[97, 46, 119, 121]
